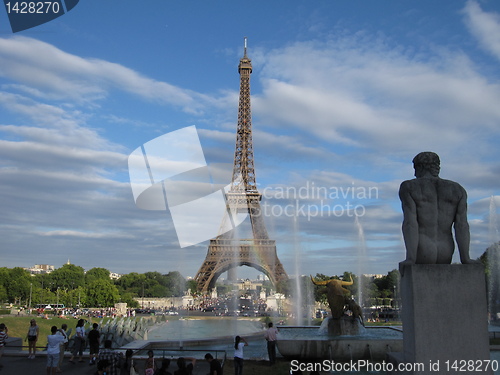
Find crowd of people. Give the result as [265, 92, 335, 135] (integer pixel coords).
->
[0, 316, 288, 375]
[29, 307, 133, 320]
[92, 350, 221, 375]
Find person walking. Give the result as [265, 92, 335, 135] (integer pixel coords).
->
[26, 319, 39, 359]
[233, 336, 248, 375]
[69, 319, 86, 363]
[264, 322, 278, 365]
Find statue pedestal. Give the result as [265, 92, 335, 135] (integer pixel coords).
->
[396, 264, 491, 374]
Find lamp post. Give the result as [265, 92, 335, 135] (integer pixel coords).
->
[142, 283, 145, 309]
[28, 283, 32, 314]
[40, 275, 44, 306]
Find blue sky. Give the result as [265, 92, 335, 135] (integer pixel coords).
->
[0, 1, 499, 280]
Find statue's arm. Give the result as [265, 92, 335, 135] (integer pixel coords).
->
[399, 182, 418, 263]
[454, 189, 476, 264]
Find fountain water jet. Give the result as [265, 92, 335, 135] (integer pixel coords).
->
[490, 196, 499, 244]
[488, 196, 500, 323]
[355, 215, 366, 309]
[292, 211, 303, 325]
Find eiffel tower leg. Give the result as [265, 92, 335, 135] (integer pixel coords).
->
[195, 238, 288, 293]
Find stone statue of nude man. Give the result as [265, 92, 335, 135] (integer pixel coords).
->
[399, 152, 478, 267]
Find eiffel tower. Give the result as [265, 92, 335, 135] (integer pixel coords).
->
[195, 38, 288, 293]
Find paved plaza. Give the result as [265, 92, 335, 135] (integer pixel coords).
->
[0, 353, 213, 375]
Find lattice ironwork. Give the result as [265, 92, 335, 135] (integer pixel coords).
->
[195, 38, 288, 293]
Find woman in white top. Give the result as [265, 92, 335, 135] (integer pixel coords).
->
[69, 319, 85, 363]
[233, 335, 248, 375]
[25, 319, 39, 359]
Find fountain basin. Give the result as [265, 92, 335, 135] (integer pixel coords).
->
[121, 318, 267, 358]
[147, 318, 264, 341]
[276, 326, 403, 361]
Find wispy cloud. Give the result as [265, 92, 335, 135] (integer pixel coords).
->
[463, 0, 500, 61]
[256, 37, 500, 159]
[0, 36, 215, 113]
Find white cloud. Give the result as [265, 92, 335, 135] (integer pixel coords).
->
[0, 36, 215, 113]
[37, 230, 135, 239]
[463, 1, 500, 61]
[255, 38, 500, 159]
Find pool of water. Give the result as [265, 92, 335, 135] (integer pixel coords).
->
[147, 318, 265, 341]
[277, 326, 403, 340]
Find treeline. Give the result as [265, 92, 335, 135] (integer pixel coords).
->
[0, 264, 188, 308]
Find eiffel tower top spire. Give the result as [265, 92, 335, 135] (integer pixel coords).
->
[239, 36, 251, 71]
[243, 36, 248, 58]
[231, 37, 258, 198]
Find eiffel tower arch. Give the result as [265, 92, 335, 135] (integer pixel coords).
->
[195, 39, 288, 293]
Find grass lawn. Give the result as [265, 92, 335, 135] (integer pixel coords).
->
[0, 315, 110, 350]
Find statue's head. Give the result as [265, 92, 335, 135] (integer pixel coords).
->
[412, 152, 440, 178]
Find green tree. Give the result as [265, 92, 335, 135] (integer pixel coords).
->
[372, 269, 400, 304]
[86, 279, 119, 307]
[118, 292, 140, 308]
[274, 278, 288, 296]
[0, 268, 10, 289]
[342, 271, 358, 297]
[0, 285, 8, 303]
[115, 272, 146, 296]
[36, 288, 56, 306]
[144, 272, 167, 286]
[150, 284, 168, 298]
[50, 264, 85, 290]
[85, 267, 110, 284]
[186, 279, 198, 296]
[67, 286, 87, 308]
[5, 268, 32, 304]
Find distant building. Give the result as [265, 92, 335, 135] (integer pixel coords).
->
[24, 261, 122, 280]
[364, 274, 385, 279]
[219, 278, 265, 293]
[25, 264, 55, 275]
